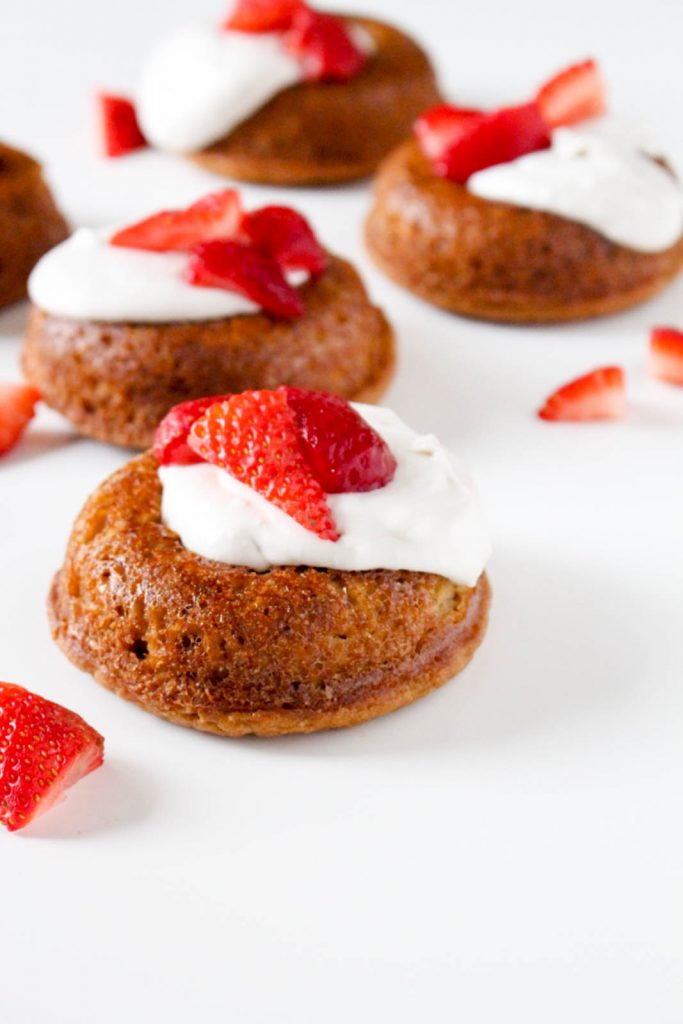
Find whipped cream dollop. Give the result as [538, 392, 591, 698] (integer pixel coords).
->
[159, 404, 491, 586]
[467, 125, 683, 253]
[137, 23, 375, 153]
[28, 227, 307, 322]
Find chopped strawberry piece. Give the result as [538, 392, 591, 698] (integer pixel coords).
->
[415, 102, 551, 183]
[244, 206, 327, 275]
[185, 240, 304, 319]
[414, 105, 482, 165]
[111, 190, 244, 252]
[283, 387, 396, 492]
[99, 93, 148, 158]
[188, 390, 339, 540]
[223, 0, 303, 32]
[0, 683, 104, 832]
[538, 366, 626, 422]
[536, 59, 606, 129]
[649, 326, 683, 386]
[0, 383, 40, 457]
[154, 394, 235, 465]
[283, 7, 368, 82]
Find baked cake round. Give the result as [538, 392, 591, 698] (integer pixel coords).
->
[49, 451, 490, 737]
[0, 142, 68, 310]
[366, 139, 683, 323]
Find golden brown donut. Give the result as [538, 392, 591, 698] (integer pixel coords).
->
[365, 140, 683, 323]
[0, 142, 68, 310]
[191, 18, 441, 186]
[22, 253, 395, 448]
[48, 451, 490, 737]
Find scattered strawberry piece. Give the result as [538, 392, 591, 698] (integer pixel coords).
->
[111, 190, 244, 252]
[244, 206, 327, 275]
[284, 7, 368, 82]
[99, 93, 148, 158]
[415, 102, 551, 183]
[538, 366, 626, 422]
[188, 391, 339, 540]
[154, 395, 235, 465]
[283, 387, 396, 492]
[0, 383, 40, 457]
[0, 683, 104, 832]
[536, 59, 606, 129]
[186, 240, 304, 319]
[223, 0, 304, 32]
[649, 326, 683, 386]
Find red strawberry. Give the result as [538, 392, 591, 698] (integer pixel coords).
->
[283, 8, 368, 82]
[188, 390, 339, 540]
[536, 59, 606, 128]
[649, 326, 683, 386]
[99, 93, 148, 158]
[185, 240, 304, 319]
[111, 190, 244, 252]
[0, 683, 104, 832]
[283, 387, 396, 492]
[223, 0, 304, 32]
[538, 366, 626, 422]
[154, 395, 234, 465]
[415, 102, 551, 183]
[0, 383, 40, 457]
[244, 207, 327, 275]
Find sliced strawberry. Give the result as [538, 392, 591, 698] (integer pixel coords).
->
[154, 395, 234, 465]
[185, 240, 304, 319]
[188, 390, 339, 540]
[283, 387, 396, 492]
[0, 383, 40, 457]
[0, 683, 104, 832]
[111, 190, 244, 252]
[538, 366, 626, 422]
[536, 59, 606, 128]
[223, 0, 304, 32]
[649, 326, 683, 386]
[244, 206, 327, 275]
[99, 93, 148, 158]
[283, 8, 368, 82]
[415, 102, 551, 183]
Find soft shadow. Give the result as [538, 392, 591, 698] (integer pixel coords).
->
[5, 427, 81, 464]
[0, 301, 29, 338]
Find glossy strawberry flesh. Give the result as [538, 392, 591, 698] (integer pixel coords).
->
[0, 383, 41, 457]
[223, 0, 304, 32]
[414, 105, 482, 164]
[283, 387, 397, 492]
[111, 189, 244, 252]
[99, 93, 147, 158]
[154, 395, 234, 465]
[536, 59, 606, 128]
[188, 391, 339, 540]
[185, 240, 305, 319]
[538, 366, 626, 422]
[0, 683, 104, 832]
[283, 8, 368, 82]
[650, 327, 683, 386]
[244, 206, 327, 275]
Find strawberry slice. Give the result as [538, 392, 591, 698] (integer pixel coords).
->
[111, 190, 244, 252]
[538, 366, 626, 422]
[154, 395, 235, 465]
[99, 93, 148, 158]
[0, 383, 40, 457]
[536, 59, 606, 128]
[649, 326, 683, 386]
[244, 206, 327, 275]
[283, 7, 368, 82]
[185, 240, 304, 319]
[188, 390, 339, 540]
[415, 102, 551, 183]
[223, 0, 303, 32]
[0, 683, 104, 832]
[283, 387, 396, 492]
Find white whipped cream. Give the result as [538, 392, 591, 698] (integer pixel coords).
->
[137, 23, 375, 153]
[467, 126, 683, 253]
[159, 404, 491, 586]
[28, 227, 307, 322]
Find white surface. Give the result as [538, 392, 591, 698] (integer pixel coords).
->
[1, 0, 683, 1021]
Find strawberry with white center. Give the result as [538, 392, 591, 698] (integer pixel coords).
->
[0, 383, 40, 457]
[535, 59, 606, 129]
[0, 683, 104, 832]
[538, 366, 627, 422]
[111, 190, 244, 252]
[649, 327, 683, 386]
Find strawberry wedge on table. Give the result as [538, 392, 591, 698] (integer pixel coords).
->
[99, 93, 148, 157]
[0, 384, 40, 457]
[649, 327, 683, 386]
[538, 366, 626, 422]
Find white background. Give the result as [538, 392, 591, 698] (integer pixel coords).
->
[1, 1, 683, 1020]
